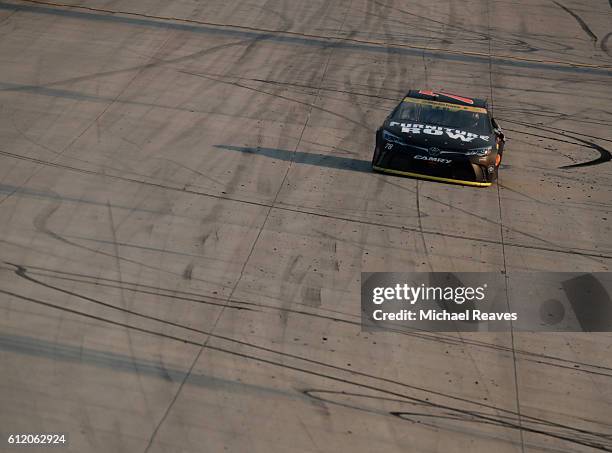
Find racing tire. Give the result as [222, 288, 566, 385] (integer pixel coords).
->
[371, 144, 382, 170]
[491, 151, 503, 182]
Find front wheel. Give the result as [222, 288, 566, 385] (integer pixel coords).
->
[489, 151, 503, 182]
[371, 144, 382, 169]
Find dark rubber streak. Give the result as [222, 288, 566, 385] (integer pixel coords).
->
[602, 32, 612, 57]
[501, 119, 612, 168]
[2, 150, 612, 261]
[3, 285, 612, 451]
[8, 262, 612, 378]
[1, 1, 611, 76]
[553, 1, 598, 42]
[561, 140, 612, 168]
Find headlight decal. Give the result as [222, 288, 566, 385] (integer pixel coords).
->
[465, 147, 492, 157]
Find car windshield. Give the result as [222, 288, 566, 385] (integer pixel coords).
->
[393, 99, 491, 135]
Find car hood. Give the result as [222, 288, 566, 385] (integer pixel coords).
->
[384, 120, 495, 151]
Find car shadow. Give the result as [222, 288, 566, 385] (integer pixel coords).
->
[214, 145, 372, 173]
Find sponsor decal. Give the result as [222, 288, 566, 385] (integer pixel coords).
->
[414, 155, 452, 164]
[389, 121, 489, 143]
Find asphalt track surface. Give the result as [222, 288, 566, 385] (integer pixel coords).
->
[1, 0, 612, 452]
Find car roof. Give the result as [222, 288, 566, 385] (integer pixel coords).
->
[406, 90, 488, 109]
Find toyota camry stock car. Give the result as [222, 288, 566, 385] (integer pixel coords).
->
[372, 90, 506, 187]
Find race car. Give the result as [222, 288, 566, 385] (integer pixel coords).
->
[372, 90, 506, 187]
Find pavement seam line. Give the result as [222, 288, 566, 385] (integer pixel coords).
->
[486, 3, 526, 449]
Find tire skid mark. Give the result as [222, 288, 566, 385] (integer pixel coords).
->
[3, 149, 612, 261]
[177, 69, 369, 128]
[553, 1, 598, 44]
[504, 119, 612, 144]
[502, 119, 612, 168]
[7, 261, 612, 380]
[105, 200, 156, 424]
[381, 177, 610, 268]
[2, 283, 612, 452]
[0, 38, 258, 98]
[0, 20, 185, 208]
[304, 390, 612, 451]
[29, 201, 226, 287]
[4, 0, 612, 73]
[602, 32, 612, 58]
[560, 139, 612, 168]
[371, 0, 591, 57]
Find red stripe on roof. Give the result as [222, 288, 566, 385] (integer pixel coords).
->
[438, 91, 475, 105]
[418, 90, 436, 97]
[418, 89, 475, 105]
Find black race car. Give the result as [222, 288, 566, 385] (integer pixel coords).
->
[372, 90, 506, 187]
